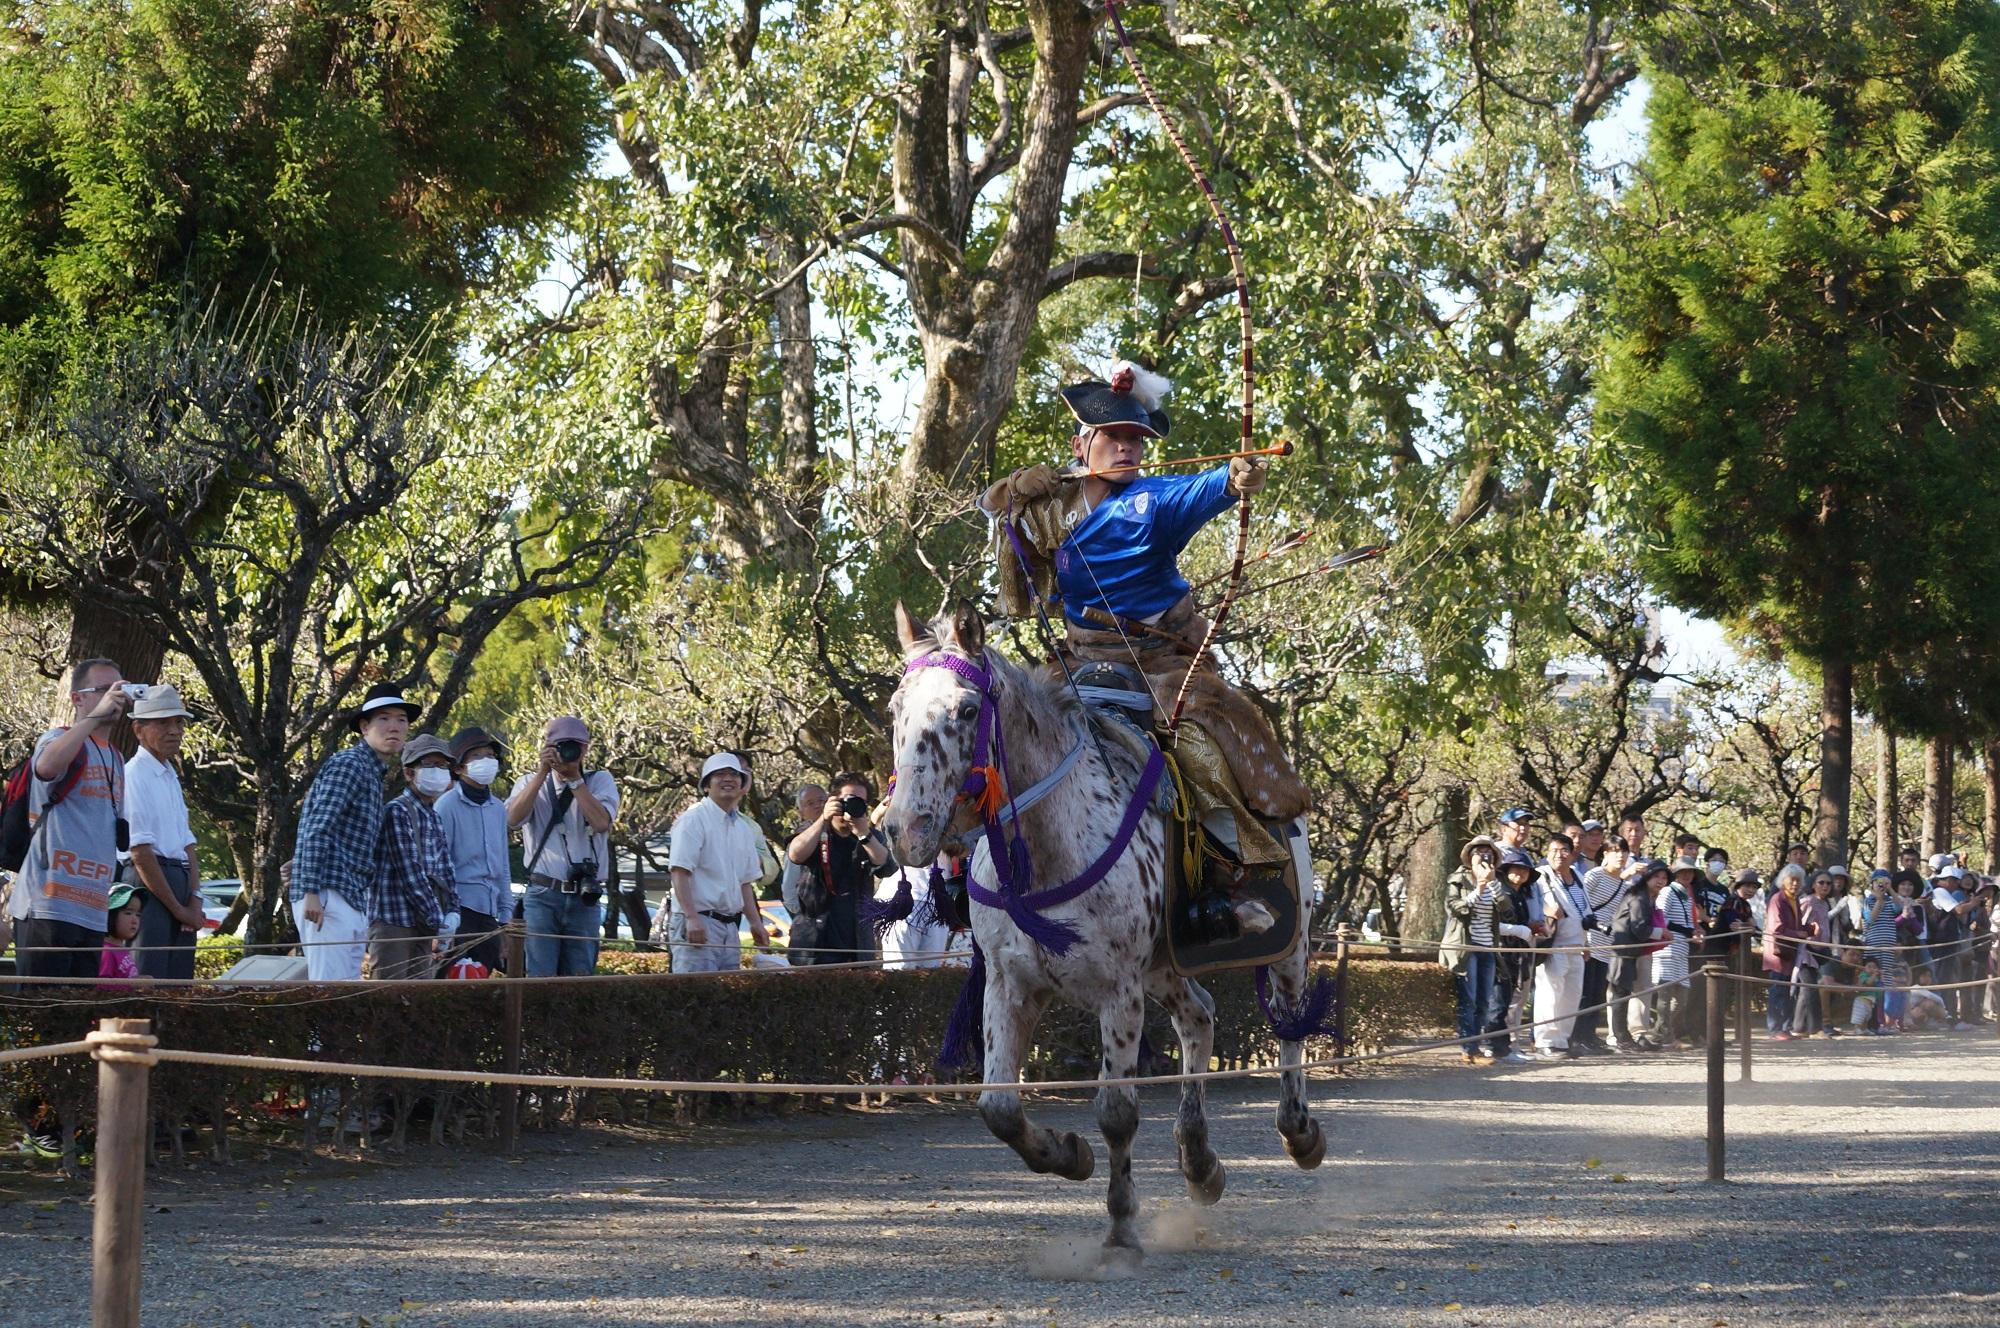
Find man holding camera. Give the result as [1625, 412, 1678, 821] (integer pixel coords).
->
[666, 752, 772, 973]
[9, 658, 134, 979]
[785, 771, 896, 966]
[507, 716, 620, 977]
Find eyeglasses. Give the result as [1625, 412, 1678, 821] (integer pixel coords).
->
[74, 683, 120, 695]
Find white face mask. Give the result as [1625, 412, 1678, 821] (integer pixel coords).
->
[1707, 859, 1726, 876]
[412, 767, 453, 797]
[463, 757, 500, 787]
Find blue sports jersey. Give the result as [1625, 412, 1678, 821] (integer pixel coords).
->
[1054, 465, 1235, 625]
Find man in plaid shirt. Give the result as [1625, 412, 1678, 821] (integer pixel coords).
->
[290, 683, 416, 980]
[368, 734, 459, 980]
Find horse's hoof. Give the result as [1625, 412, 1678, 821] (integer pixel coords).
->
[1100, 1238, 1145, 1272]
[1057, 1132, 1096, 1182]
[1185, 1156, 1227, 1206]
[1282, 1119, 1326, 1170]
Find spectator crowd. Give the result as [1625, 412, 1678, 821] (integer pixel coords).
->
[1437, 810, 2000, 1063]
[2, 659, 970, 984]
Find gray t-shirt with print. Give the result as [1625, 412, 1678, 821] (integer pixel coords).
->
[10, 729, 125, 930]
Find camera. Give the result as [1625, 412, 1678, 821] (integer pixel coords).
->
[836, 794, 869, 818]
[120, 683, 148, 700]
[554, 738, 584, 765]
[561, 857, 599, 895]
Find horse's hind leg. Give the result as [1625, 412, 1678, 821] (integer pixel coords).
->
[978, 972, 1094, 1182]
[1144, 969, 1225, 1205]
[1096, 984, 1146, 1262]
[1270, 942, 1327, 1169]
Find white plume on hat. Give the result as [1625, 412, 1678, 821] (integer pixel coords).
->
[1111, 360, 1172, 412]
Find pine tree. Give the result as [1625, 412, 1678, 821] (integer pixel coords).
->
[1602, 0, 2000, 865]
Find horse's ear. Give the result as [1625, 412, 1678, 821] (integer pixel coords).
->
[894, 600, 925, 654]
[950, 601, 985, 656]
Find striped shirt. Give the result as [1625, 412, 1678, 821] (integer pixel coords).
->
[1583, 866, 1631, 964]
[1652, 883, 1695, 986]
[1468, 883, 1497, 947]
[1863, 898, 1908, 981]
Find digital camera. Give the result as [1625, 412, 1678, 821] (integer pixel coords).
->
[120, 683, 149, 700]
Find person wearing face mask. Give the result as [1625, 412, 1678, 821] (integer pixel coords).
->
[433, 727, 511, 972]
[1686, 845, 1734, 1039]
[366, 735, 459, 980]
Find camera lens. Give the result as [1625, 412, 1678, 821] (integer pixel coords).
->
[555, 740, 583, 763]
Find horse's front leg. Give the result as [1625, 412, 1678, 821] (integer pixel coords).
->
[1096, 983, 1146, 1263]
[1145, 968, 1225, 1204]
[978, 964, 1094, 1181]
[1270, 941, 1327, 1169]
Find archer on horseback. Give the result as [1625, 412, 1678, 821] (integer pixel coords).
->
[979, 361, 1315, 944]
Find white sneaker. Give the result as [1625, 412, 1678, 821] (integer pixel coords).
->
[1496, 1051, 1532, 1065]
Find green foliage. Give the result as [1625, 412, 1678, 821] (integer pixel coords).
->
[1602, 0, 2000, 693]
[0, 0, 601, 401]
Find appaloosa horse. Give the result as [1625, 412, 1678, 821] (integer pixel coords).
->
[882, 603, 1326, 1263]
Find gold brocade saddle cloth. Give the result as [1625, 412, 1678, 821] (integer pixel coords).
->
[1070, 661, 1304, 978]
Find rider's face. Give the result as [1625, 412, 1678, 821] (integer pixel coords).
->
[1072, 425, 1150, 480]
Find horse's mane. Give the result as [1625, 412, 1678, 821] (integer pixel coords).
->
[983, 647, 1154, 796]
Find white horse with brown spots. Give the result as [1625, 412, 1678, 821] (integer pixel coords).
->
[883, 604, 1326, 1264]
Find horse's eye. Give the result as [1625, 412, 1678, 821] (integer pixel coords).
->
[956, 701, 979, 723]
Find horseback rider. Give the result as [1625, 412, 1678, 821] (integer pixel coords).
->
[979, 360, 1314, 930]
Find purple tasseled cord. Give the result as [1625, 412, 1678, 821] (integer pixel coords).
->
[1255, 964, 1347, 1048]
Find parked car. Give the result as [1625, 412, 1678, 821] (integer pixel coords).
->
[198, 879, 245, 930]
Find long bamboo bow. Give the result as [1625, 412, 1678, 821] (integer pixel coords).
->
[1104, 0, 1262, 741]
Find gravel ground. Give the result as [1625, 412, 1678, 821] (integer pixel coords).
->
[4, 1030, 2000, 1327]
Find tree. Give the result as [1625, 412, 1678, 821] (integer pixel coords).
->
[0, 0, 602, 675]
[1601, 0, 2000, 868]
[0, 314, 643, 941]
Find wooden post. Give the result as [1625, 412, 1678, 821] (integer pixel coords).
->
[1704, 965, 1726, 1183]
[501, 923, 525, 1155]
[1735, 933, 1754, 1083]
[1333, 923, 1354, 1052]
[90, 1018, 157, 1328]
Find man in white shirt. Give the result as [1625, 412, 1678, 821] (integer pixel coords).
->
[1532, 831, 1589, 1058]
[665, 752, 771, 973]
[120, 685, 208, 979]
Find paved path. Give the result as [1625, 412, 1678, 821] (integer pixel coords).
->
[4, 1032, 1999, 1326]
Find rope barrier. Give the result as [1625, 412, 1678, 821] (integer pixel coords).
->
[1325, 930, 1998, 958]
[0, 1039, 96, 1066]
[1714, 969, 1998, 994]
[134, 978, 1678, 1097]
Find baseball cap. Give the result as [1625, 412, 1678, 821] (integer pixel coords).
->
[1939, 864, 1966, 881]
[1579, 819, 1604, 832]
[545, 716, 590, 744]
[400, 734, 454, 767]
[700, 751, 750, 786]
[1828, 865, 1850, 878]
[107, 883, 141, 913]
[1497, 807, 1532, 825]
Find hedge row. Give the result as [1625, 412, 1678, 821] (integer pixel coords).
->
[1, 959, 1451, 1158]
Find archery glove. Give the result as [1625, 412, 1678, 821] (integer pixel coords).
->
[1229, 456, 1269, 495]
[981, 463, 1061, 513]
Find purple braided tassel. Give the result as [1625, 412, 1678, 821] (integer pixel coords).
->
[860, 875, 915, 940]
[1255, 965, 1345, 1048]
[937, 943, 986, 1071]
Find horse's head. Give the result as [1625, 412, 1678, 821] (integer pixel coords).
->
[884, 600, 993, 866]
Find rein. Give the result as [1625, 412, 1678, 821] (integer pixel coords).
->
[899, 649, 1164, 956]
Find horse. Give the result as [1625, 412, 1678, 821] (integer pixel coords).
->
[882, 602, 1327, 1264]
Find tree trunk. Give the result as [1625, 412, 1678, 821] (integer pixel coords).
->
[1400, 785, 1467, 953]
[1875, 719, 1897, 868]
[1983, 739, 2000, 874]
[1921, 734, 1954, 860]
[242, 773, 302, 947]
[1813, 657, 1852, 868]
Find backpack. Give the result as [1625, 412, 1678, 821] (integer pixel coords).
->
[0, 743, 86, 873]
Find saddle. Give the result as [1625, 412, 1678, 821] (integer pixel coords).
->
[1072, 663, 1305, 978]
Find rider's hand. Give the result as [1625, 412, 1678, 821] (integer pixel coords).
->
[1228, 456, 1268, 496]
[981, 463, 1061, 512]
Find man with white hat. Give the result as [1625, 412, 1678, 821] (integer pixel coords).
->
[120, 684, 209, 980]
[291, 682, 417, 981]
[507, 715, 621, 977]
[665, 752, 771, 973]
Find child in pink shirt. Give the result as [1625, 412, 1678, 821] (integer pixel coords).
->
[98, 884, 143, 985]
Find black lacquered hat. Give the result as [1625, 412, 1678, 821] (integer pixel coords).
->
[1059, 361, 1171, 439]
